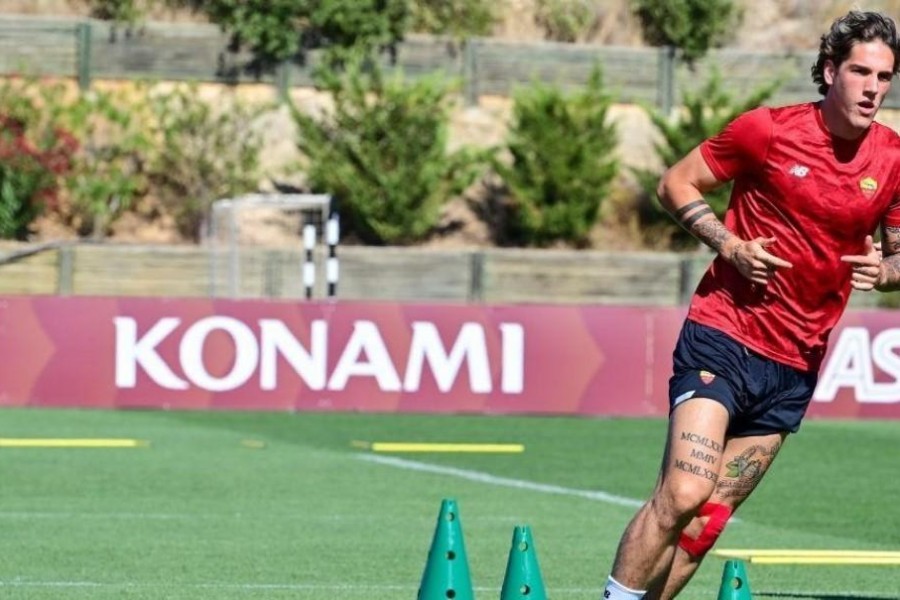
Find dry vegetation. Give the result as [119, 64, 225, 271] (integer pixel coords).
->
[6, 1, 900, 249]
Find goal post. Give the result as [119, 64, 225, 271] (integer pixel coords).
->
[205, 193, 333, 299]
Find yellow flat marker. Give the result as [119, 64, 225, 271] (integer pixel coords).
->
[369, 442, 525, 454]
[747, 556, 900, 565]
[0, 438, 147, 448]
[714, 549, 900, 559]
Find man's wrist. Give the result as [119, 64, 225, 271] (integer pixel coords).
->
[718, 236, 742, 262]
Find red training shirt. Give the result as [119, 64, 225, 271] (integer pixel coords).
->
[689, 102, 900, 372]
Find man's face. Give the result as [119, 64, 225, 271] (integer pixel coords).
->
[824, 40, 896, 138]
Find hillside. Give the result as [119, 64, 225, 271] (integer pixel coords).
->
[4, 0, 900, 250]
[5, 0, 896, 51]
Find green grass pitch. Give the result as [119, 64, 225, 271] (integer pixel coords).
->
[0, 408, 897, 599]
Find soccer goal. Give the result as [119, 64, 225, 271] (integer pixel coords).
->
[205, 193, 333, 299]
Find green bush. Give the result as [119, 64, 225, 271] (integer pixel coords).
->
[534, 0, 595, 43]
[83, 0, 144, 24]
[292, 56, 484, 245]
[493, 66, 618, 247]
[409, 0, 498, 38]
[632, 0, 741, 66]
[0, 115, 76, 240]
[55, 86, 154, 237]
[170, 0, 407, 71]
[0, 77, 158, 238]
[633, 69, 778, 249]
[145, 84, 265, 240]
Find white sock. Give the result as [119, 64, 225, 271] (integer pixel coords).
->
[602, 575, 646, 600]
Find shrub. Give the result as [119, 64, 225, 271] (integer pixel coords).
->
[493, 66, 619, 247]
[534, 0, 595, 43]
[0, 115, 77, 239]
[145, 84, 266, 240]
[632, 0, 742, 66]
[409, 0, 498, 38]
[0, 77, 155, 238]
[292, 55, 484, 245]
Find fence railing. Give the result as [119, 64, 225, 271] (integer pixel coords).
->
[1, 14, 891, 111]
[0, 240, 885, 309]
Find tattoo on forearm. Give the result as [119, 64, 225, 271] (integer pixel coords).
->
[670, 200, 733, 252]
[879, 255, 900, 290]
[883, 226, 900, 253]
[682, 207, 714, 229]
[693, 218, 733, 253]
[715, 441, 781, 500]
[674, 200, 708, 220]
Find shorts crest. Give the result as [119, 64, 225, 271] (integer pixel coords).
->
[699, 370, 716, 384]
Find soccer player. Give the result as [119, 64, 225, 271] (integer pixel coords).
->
[601, 10, 900, 600]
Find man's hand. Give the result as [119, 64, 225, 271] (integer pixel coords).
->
[841, 235, 882, 291]
[725, 236, 793, 285]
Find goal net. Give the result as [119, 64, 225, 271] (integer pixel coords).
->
[205, 193, 332, 299]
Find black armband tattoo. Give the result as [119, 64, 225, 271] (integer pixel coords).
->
[682, 206, 714, 229]
[673, 199, 708, 220]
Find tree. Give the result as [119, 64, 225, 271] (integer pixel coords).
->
[632, 0, 741, 66]
[176, 0, 407, 71]
[292, 53, 484, 245]
[494, 66, 619, 247]
[409, 0, 498, 38]
[82, 0, 408, 72]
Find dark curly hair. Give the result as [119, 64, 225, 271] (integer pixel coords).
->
[811, 11, 900, 96]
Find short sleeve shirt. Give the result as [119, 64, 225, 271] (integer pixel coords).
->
[689, 103, 900, 372]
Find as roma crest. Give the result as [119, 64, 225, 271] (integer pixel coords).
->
[859, 177, 878, 197]
[699, 370, 716, 385]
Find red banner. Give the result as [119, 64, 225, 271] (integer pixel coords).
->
[0, 296, 897, 418]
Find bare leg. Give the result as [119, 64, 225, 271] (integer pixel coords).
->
[608, 398, 729, 593]
[646, 432, 786, 600]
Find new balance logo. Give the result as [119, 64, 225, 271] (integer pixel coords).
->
[789, 164, 810, 178]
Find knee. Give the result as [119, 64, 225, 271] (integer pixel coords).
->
[649, 480, 710, 530]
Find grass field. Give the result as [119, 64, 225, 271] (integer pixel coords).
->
[0, 407, 898, 599]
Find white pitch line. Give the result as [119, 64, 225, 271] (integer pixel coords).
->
[0, 580, 605, 594]
[1, 581, 892, 599]
[357, 454, 645, 508]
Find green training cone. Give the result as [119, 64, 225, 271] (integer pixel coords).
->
[500, 525, 547, 599]
[418, 499, 474, 600]
[717, 559, 753, 600]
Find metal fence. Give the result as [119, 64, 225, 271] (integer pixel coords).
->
[1, 14, 890, 112]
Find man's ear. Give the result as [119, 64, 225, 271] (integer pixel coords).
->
[824, 59, 837, 86]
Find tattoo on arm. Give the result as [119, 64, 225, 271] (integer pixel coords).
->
[693, 218, 733, 254]
[877, 225, 900, 290]
[673, 200, 708, 220]
[669, 199, 733, 253]
[682, 207, 714, 229]
[883, 225, 900, 254]
[879, 256, 900, 291]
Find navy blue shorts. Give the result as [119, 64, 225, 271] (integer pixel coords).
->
[668, 320, 818, 436]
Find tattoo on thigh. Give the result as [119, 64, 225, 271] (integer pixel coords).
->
[673, 459, 719, 483]
[673, 430, 723, 483]
[716, 441, 781, 499]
